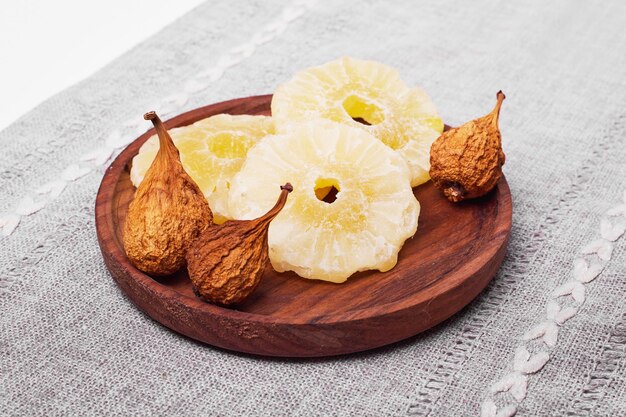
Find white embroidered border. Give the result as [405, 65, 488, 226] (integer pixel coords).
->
[480, 190, 626, 417]
[0, 0, 316, 238]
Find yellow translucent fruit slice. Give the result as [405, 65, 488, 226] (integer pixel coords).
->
[271, 57, 444, 186]
[228, 120, 420, 283]
[130, 114, 274, 223]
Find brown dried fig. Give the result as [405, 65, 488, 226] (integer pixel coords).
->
[186, 183, 293, 305]
[430, 91, 506, 202]
[123, 111, 213, 275]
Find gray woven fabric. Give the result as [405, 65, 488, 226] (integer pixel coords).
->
[1, 0, 625, 416]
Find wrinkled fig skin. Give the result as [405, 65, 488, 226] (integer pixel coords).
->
[429, 91, 506, 203]
[123, 111, 213, 276]
[187, 184, 293, 306]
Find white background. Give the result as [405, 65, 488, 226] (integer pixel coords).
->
[0, 0, 205, 131]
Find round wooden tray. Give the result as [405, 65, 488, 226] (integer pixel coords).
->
[95, 94, 512, 357]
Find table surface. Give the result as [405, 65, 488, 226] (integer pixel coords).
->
[1, 1, 625, 416]
[0, 0, 204, 132]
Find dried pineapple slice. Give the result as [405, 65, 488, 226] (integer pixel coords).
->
[130, 114, 273, 223]
[228, 121, 419, 283]
[271, 57, 443, 186]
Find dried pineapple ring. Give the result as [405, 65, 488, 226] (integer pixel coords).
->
[130, 114, 273, 224]
[228, 121, 420, 283]
[271, 57, 444, 186]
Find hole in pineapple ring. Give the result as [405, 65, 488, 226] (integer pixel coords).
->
[206, 133, 255, 159]
[314, 178, 340, 204]
[342, 94, 385, 126]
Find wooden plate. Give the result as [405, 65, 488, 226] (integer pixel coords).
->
[95, 94, 512, 357]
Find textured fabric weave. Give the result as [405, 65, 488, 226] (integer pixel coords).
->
[1, 1, 625, 416]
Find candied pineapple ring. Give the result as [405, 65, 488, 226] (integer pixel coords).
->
[271, 57, 444, 186]
[228, 121, 420, 283]
[130, 114, 273, 224]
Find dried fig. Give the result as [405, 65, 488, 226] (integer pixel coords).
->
[123, 111, 213, 275]
[429, 91, 506, 202]
[186, 183, 293, 305]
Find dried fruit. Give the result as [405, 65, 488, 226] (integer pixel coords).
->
[271, 57, 444, 186]
[123, 111, 213, 275]
[130, 114, 273, 224]
[228, 120, 419, 283]
[187, 183, 293, 305]
[429, 91, 506, 202]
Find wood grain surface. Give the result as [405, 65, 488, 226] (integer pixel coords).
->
[95, 94, 512, 357]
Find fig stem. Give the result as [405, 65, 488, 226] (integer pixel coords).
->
[491, 91, 506, 127]
[144, 111, 178, 158]
[259, 183, 293, 222]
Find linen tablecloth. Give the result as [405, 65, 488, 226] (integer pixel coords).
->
[1, 1, 625, 415]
